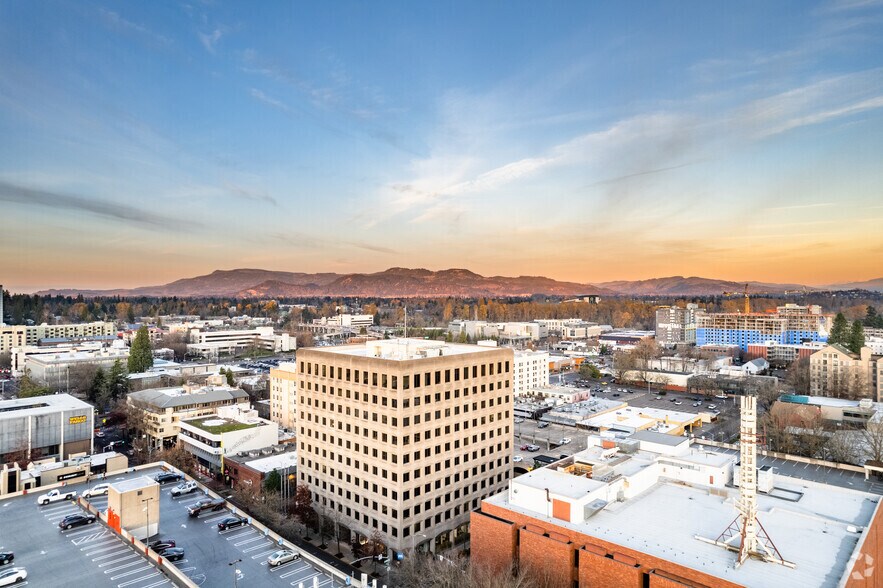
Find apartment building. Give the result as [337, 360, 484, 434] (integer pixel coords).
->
[696, 304, 832, 352]
[809, 343, 883, 401]
[269, 362, 298, 430]
[655, 303, 699, 346]
[296, 339, 513, 553]
[0, 321, 116, 353]
[513, 350, 549, 395]
[126, 384, 250, 449]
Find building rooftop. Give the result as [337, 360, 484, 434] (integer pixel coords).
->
[489, 458, 878, 588]
[0, 393, 92, 418]
[110, 475, 159, 493]
[629, 429, 689, 447]
[232, 447, 298, 473]
[185, 415, 260, 434]
[127, 385, 249, 409]
[304, 338, 508, 361]
[580, 405, 701, 434]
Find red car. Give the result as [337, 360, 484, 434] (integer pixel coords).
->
[520, 444, 529, 451]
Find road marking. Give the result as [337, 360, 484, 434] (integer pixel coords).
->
[93, 548, 131, 561]
[45, 510, 79, 521]
[100, 553, 140, 567]
[117, 572, 160, 587]
[276, 562, 311, 576]
[176, 496, 205, 506]
[254, 549, 278, 560]
[223, 529, 253, 540]
[85, 541, 126, 554]
[110, 565, 154, 580]
[234, 536, 264, 547]
[104, 559, 144, 573]
[176, 567, 196, 573]
[295, 570, 323, 583]
[139, 579, 171, 588]
[242, 542, 273, 553]
[72, 530, 109, 545]
[202, 513, 230, 524]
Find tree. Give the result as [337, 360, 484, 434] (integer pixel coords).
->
[829, 312, 849, 347]
[224, 368, 236, 387]
[155, 444, 197, 475]
[89, 366, 107, 400]
[159, 332, 188, 361]
[578, 362, 601, 380]
[264, 470, 282, 494]
[0, 352, 10, 370]
[848, 320, 865, 354]
[128, 325, 154, 373]
[862, 420, 883, 463]
[785, 357, 811, 395]
[292, 484, 316, 527]
[18, 368, 52, 398]
[107, 359, 129, 400]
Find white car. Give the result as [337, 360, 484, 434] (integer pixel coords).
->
[0, 567, 26, 586]
[559, 438, 571, 445]
[512, 456, 523, 463]
[83, 483, 110, 498]
[170, 481, 198, 497]
[708, 404, 717, 409]
[37, 489, 77, 505]
[715, 393, 728, 399]
[267, 549, 300, 567]
[674, 401, 683, 406]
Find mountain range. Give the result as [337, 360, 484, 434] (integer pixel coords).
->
[33, 268, 883, 298]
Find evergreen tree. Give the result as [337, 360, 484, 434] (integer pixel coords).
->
[127, 325, 154, 373]
[848, 320, 866, 354]
[107, 359, 129, 400]
[89, 367, 107, 402]
[224, 368, 235, 387]
[829, 312, 849, 346]
[18, 368, 52, 398]
[866, 306, 883, 329]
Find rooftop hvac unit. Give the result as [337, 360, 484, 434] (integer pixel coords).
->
[583, 498, 608, 521]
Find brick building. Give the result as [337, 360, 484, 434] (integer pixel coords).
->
[471, 432, 883, 587]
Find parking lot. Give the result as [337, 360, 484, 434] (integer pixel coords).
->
[0, 472, 168, 588]
[83, 468, 345, 588]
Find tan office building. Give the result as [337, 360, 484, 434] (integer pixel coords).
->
[0, 321, 116, 353]
[269, 362, 298, 430]
[297, 339, 513, 553]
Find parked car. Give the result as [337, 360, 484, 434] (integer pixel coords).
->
[0, 552, 12, 566]
[148, 540, 176, 552]
[83, 483, 110, 498]
[612, 393, 621, 397]
[155, 472, 184, 484]
[654, 396, 663, 400]
[674, 401, 683, 406]
[692, 402, 701, 407]
[37, 489, 77, 505]
[217, 516, 248, 531]
[187, 498, 225, 517]
[170, 481, 198, 497]
[59, 513, 96, 530]
[0, 568, 26, 587]
[520, 444, 530, 451]
[95, 431, 105, 438]
[267, 549, 300, 567]
[159, 547, 185, 562]
[708, 404, 717, 410]
[537, 422, 549, 429]
[526, 445, 540, 452]
[513, 456, 523, 463]
[514, 418, 524, 424]
[715, 393, 728, 399]
[559, 438, 571, 445]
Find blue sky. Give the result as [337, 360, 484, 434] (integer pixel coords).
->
[1, 0, 882, 291]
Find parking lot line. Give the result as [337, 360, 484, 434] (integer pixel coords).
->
[92, 548, 131, 561]
[40, 503, 79, 513]
[110, 564, 155, 581]
[104, 560, 146, 574]
[175, 496, 205, 505]
[141, 579, 171, 588]
[46, 510, 80, 521]
[242, 541, 274, 553]
[223, 528, 254, 540]
[296, 570, 324, 584]
[271, 560, 308, 573]
[203, 513, 231, 524]
[118, 571, 161, 587]
[99, 553, 140, 567]
[234, 535, 264, 547]
[71, 530, 110, 545]
[85, 541, 126, 554]
[253, 548, 278, 560]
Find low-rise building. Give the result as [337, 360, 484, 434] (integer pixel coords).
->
[223, 443, 297, 491]
[23, 342, 130, 387]
[0, 321, 116, 354]
[269, 362, 298, 430]
[187, 326, 293, 357]
[178, 405, 279, 476]
[0, 394, 94, 462]
[126, 384, 251, 449]
[746, 340, 826, 366]
[513, 350, 549, 394]
[580, 405, 704, 435]
[598, 330, 654, 351]
[809, 344, 883, 400]
[313, 314, 374, 330]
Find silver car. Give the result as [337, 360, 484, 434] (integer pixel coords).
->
[0, 567, 27, 587]
[267, 549, 300, 567]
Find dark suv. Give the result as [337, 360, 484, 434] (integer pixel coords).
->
[155, 472, 184, 484]
[187, 498, 225, 517]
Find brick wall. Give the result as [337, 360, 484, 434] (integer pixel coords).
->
[845, 501, 883, 588]
[474, 501, 744, 588]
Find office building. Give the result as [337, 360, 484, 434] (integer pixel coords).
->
[186, 326, 293, 357]
[655, 303, 699, 346]
[223, 443, 297, 491]
[471, 431, 883, 588]
[126, 384, 250, 449]
[809, 344, 883, 401]
[178, 404, 279, 476]
[296, 339, 513, 552]
[0, 321, 116, 354]
[269, 361, 298, 430]
[696, 304, 832, 352]
[598, 330, 654, 351]
[745, 340, 826, 366]
[0, 394, 94, 462]
[513, 350, 549, 395]
[23, 343, 130, 388]
[313, 314, 375, 330]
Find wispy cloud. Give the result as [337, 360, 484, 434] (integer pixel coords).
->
[248, 88, 289, 112]
[97, 8, 172, 46]
[198, 28, 224, 53]
[0, 180, 194, 230]
[765, 202, 835, 211]
[225, 181, 277, 206]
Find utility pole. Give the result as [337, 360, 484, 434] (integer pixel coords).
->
[229, 558, 242, 587]
[141, 496, 154, 541]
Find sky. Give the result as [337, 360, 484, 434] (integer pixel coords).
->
[1, 1, 882, 293]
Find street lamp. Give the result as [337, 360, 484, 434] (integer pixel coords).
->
[141, 496, 154, 542]
[228, 558, 242, 587]
[411, 532, 428, 555]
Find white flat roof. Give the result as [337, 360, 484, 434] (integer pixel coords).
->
[0, 393, 92, 418]
[111, 475, 159, 493]
[581, 406, 699, 432]
[306, 338, 506, 361]
[239, 450, 298, 473]
[487, 477, 877, 587]
[516, 466, 606, 499]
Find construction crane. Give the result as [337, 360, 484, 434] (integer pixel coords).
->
[722, 284, 751, 314]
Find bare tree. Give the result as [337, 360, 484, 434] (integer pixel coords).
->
[862, 420, 883, 463]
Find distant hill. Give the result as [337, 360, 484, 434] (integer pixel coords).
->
[37, 267, 612, 298]
[596, 276, 815, 296]
[825, 277, 883, 292]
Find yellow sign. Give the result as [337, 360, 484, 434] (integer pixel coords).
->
[69, 415, 88, 425]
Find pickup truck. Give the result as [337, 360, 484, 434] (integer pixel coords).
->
[170, 481, 198, 497]
[37, 489, 77, 506]
[187, 498, 225, 517]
